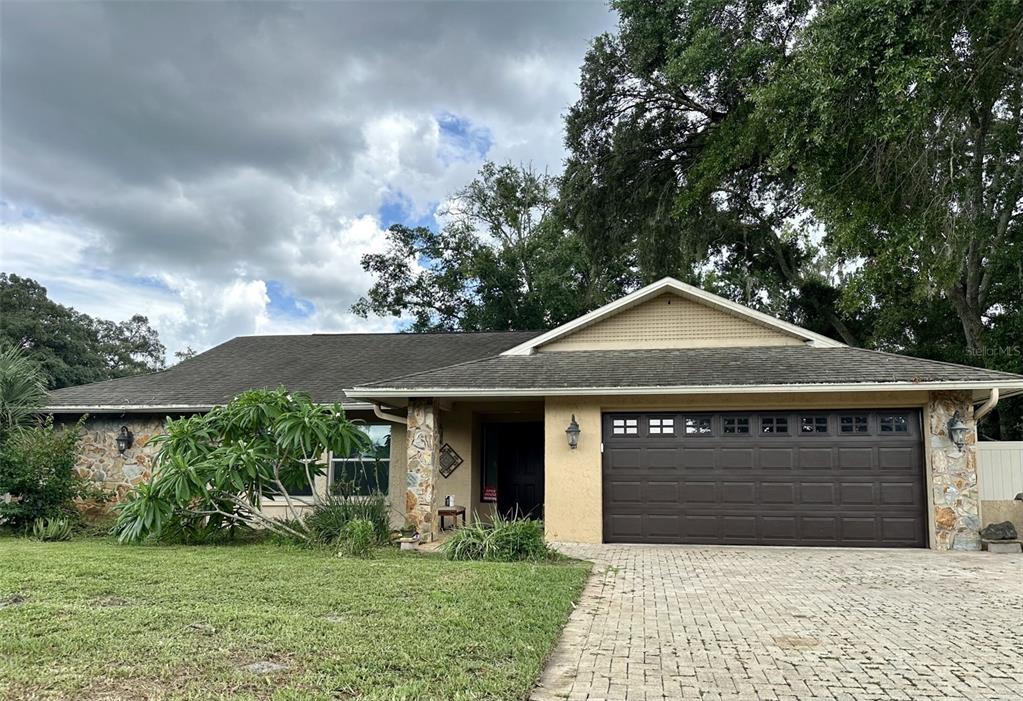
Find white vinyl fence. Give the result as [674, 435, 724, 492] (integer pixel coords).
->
[977, 442, 1023, 500]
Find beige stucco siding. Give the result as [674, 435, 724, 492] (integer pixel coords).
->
[543, 390, 931, 544]
[541, 293, 802, 351]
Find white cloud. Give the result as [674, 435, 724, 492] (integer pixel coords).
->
[0, 2, 617, 361]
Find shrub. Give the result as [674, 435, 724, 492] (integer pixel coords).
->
[0, 417, 85, 529]
[337, 518, 376, 557]
[31, 517, 74, 541]
[442, 514, 552, 562]
[0, 342, 47, 433]
[113, 388, 371, 543]
[304, 492, 390, 545]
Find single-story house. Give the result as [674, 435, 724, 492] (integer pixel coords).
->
[48, 278, 1023, 550]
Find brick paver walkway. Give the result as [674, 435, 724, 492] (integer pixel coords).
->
[532, 544, 1023, 701]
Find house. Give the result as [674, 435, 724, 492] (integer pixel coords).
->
[48, 278, 1023, 550]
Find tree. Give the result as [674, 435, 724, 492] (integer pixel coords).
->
[765, 0, 1023, 356]
[174, 346, 198, 363]
[0, 342, 47, 435]
[353, 162, 623, 332]
[0, 273, 166, 388]
[560, 0, 868, 344]
[113, 388, 370, 543]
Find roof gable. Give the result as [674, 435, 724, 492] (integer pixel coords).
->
[501, 278, 844, 356]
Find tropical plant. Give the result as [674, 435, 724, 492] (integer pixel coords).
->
[113, 388, 370, 543]
[304, 491, 390, 545]
[337, 518, 377, 558]
[442, 514, 552, 562]
[30, 516, 74, 541]
[0, 416, 85, 529]
[0, 341, 48, 434]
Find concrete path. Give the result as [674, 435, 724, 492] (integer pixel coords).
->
[532, 544, 1023, 701]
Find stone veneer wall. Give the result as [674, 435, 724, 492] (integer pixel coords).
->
[927, 391, 981, 550]
[405, 399, 438, 541]
[61, 415, 168, 501]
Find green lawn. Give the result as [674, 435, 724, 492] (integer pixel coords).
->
[0, 538, 590, 701]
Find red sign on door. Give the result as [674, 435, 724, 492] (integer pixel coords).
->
[482, 486, 497, 503]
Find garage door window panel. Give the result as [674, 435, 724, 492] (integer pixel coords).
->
[760, 416, 789, 434]
[800, 415, 830, 434]
[683, 416, 713, 436]
[840, 415, 870, 434]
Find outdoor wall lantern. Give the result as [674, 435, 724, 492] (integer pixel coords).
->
[947, 411, 967, 451]
[565, 414, 580, 449]
[115, 426, 134, 454]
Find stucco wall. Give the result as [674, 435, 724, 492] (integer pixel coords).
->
[542, 390, 933, 545]
[541, 293, 802, 351]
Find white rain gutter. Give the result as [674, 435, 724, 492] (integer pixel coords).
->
[372, 403, 407, 425]
[974, 388, 999, 421]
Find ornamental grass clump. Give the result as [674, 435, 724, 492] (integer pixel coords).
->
[304, 491, 390, 545]
[442, 513, 552, 562]
[337, 518, 377, 558]
[31, 517, 74, 541]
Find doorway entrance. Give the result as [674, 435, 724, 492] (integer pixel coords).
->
[481, 422, 544, 518]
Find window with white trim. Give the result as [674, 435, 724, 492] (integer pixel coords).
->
[612, 417, 639, 435]
[331, 424, 391, 495]
[648, 417, 674, 435]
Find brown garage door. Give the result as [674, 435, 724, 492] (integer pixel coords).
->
[602, 410, 925, 547]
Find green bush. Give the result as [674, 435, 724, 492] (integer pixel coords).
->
[31, 516, 74, 541]
[304, 492, 390, 545]
[337, 518, 376, 557]
[442, 514, 552, 562]
[0, 417, 86, 529]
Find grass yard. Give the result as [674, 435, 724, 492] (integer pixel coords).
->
[0, 538, 590, 701]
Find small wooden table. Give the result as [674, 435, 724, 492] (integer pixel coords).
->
[438, 505, 466, 531]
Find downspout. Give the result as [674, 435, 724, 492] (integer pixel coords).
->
[372, 402, 407, 425]
[974, 388, 999, 421]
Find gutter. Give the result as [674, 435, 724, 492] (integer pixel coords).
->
[974, 388, 999, 421]
[372, 403, 407, 425]
[348, 380, 1023, 399]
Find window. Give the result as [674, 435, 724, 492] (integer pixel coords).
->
[612, 418, 638, 435]
[331, 424, 391, 495]
[761, 417, 788, 434]
[840, 415, 869, 434]
[722, 417, 750, 434]
[684, 417, 712, 435]
[648, 417, 674, 435]
[880, 415, 909, 433]
[800, 416, 829, 433]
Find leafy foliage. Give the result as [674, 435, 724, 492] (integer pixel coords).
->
[442, 514, 552, 562]
[30, 516, 74, 541]
[353, 162, 623, 332]
[304, 491, 390, 545]
[337, 517, 377, 558]
[0, 273, 165, 389]
[113, 388, 370, 543]
[0, 341, 47, 433]
[0, 416, 87, 529]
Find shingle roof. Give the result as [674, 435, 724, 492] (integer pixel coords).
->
[352, 346, 1023, 394]
[46, 331, 543, 410]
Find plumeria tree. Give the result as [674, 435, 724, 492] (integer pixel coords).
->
[114, 388, 369, 543]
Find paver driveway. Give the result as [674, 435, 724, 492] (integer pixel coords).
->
[533, 544, 1023, 701]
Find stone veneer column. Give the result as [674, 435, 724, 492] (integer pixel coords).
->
[405, 398, 439, 542]
[928, 391, 980, 550]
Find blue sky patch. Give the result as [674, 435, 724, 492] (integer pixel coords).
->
[266, 280, 315, 319]
[377, 190, 438, 229]
[437, 112, 492, 164]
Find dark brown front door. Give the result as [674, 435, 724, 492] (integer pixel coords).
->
[483, 422, 545, 518]
[602, 410, 925, 547]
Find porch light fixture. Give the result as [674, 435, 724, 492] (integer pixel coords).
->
[565, 415, 580, 449]
[115, 426, 134, 454]
[947, 411, 967, 451]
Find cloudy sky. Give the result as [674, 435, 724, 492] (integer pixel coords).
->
[1, 1, 615, 360]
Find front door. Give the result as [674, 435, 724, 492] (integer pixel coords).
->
[483, 422, 545, 518]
